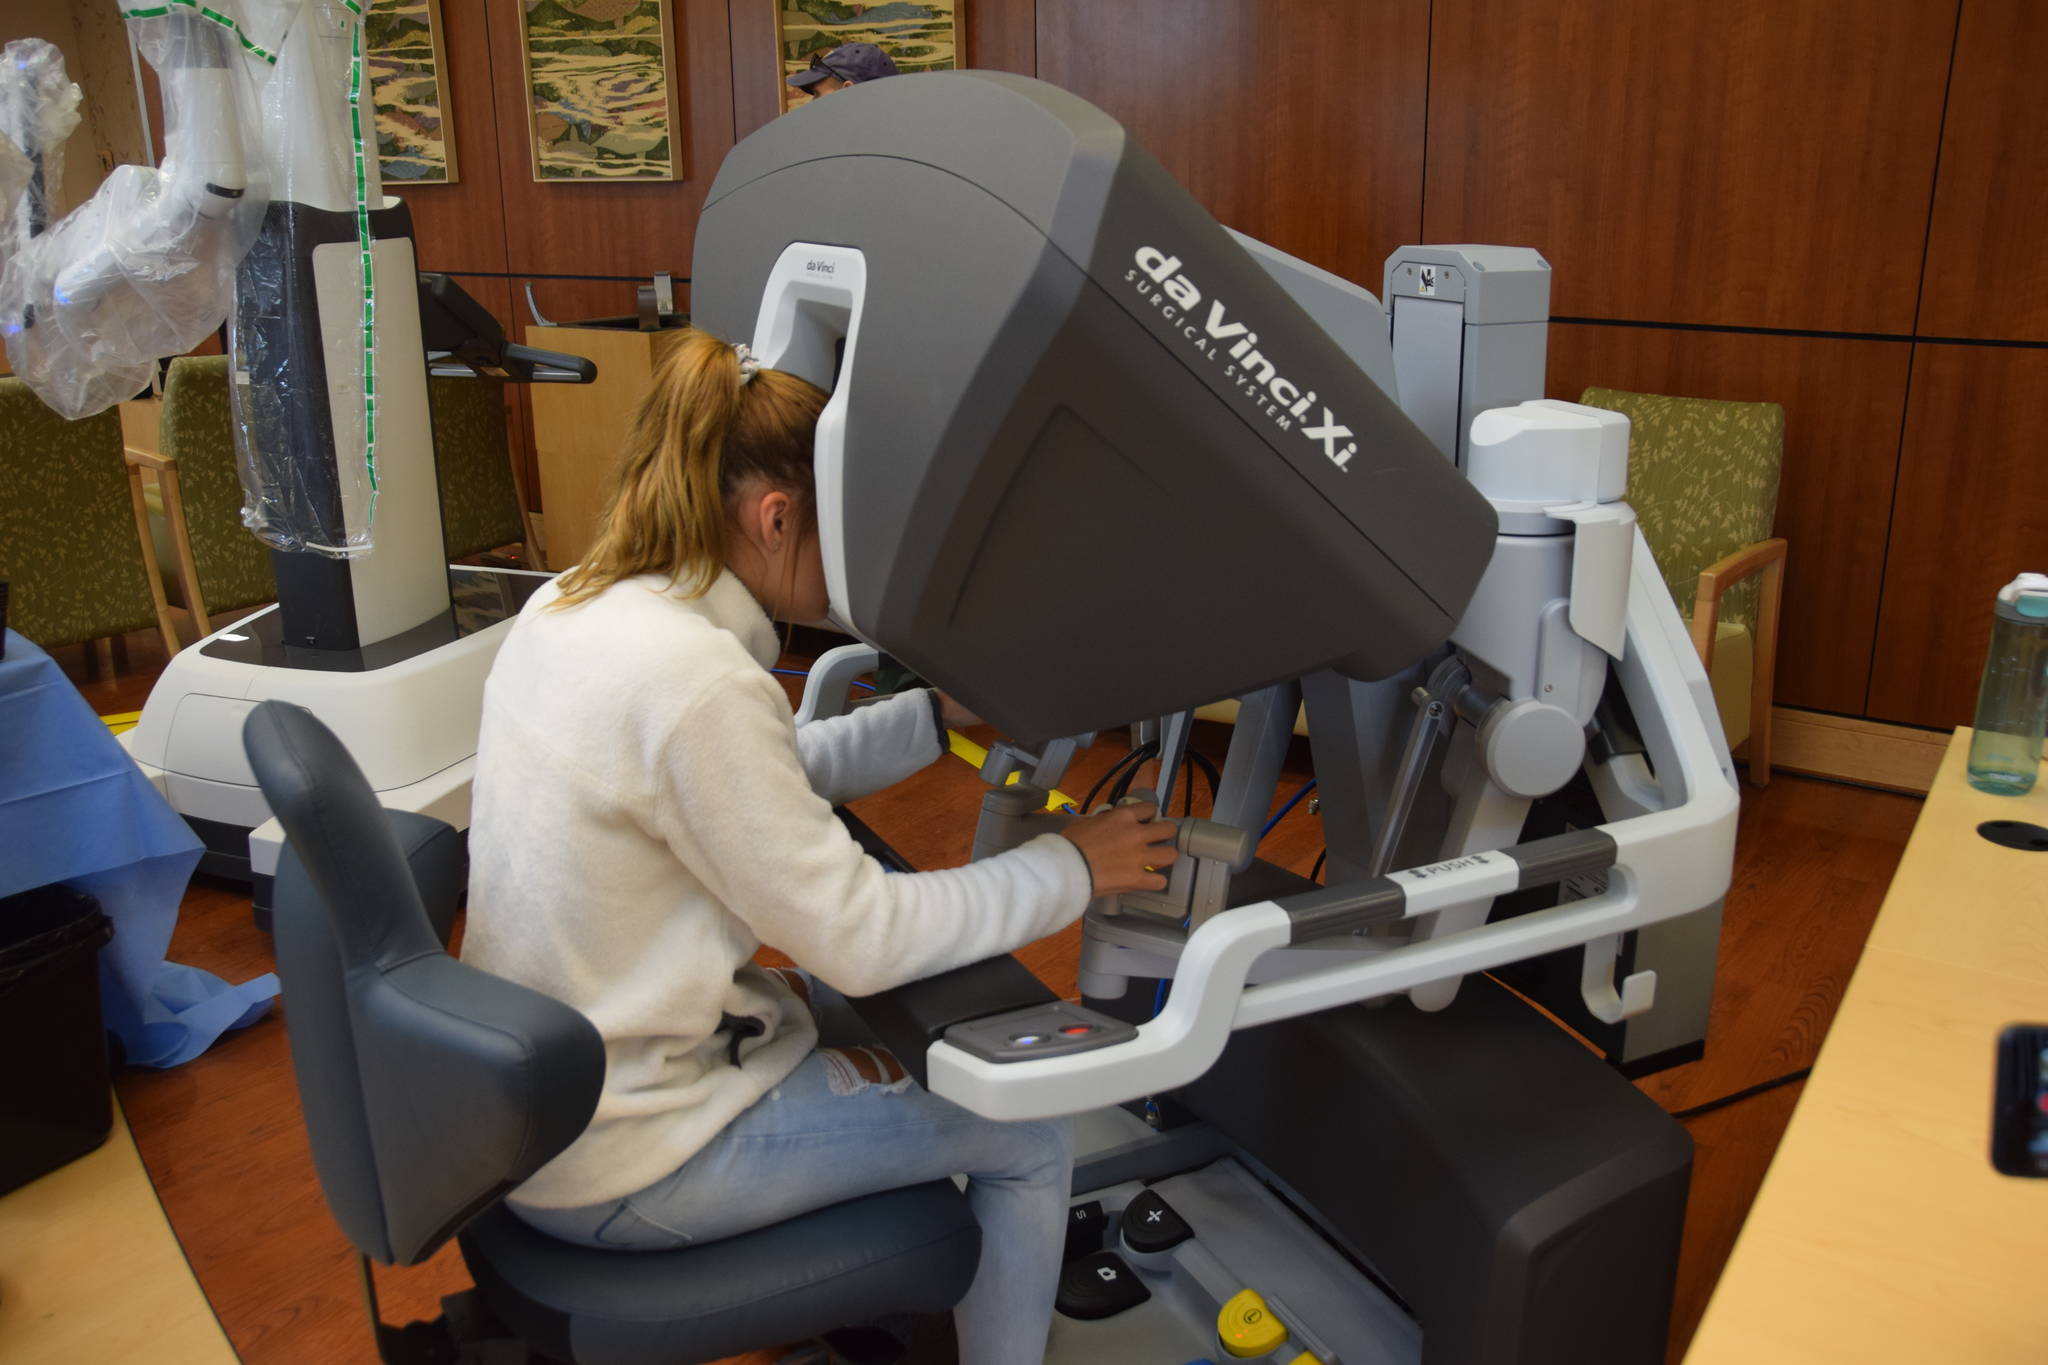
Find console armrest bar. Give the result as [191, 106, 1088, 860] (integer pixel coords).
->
[1282, 829, 1619, 943]
[795, 642, 882, 726]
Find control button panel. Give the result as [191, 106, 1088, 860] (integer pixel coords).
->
[944, 1001, 1139, 1064]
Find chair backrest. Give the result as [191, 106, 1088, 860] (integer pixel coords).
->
[241, 700, 603, 1266]
[430, 374, 525, 561]
[160, 356, 276, 615]
[1578, 387, 1785, 629]
[0, 378, 163, 649]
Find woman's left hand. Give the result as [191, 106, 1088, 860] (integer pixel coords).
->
[937, 692, 981, 729]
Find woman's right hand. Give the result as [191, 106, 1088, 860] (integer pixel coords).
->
[1059, 801, 1180, 898]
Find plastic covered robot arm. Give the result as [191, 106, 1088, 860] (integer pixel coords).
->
[0, 12, 266, 419]
[0, 40, 75, 248]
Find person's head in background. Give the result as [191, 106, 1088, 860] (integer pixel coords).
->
[785, 42, 899, 101]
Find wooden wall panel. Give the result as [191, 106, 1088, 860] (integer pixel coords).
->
[1035, 0, 1428, 286]
[64, 4, 150, 179]
[1425, 0, 1957, 333]
[486, 0, 735, 281]
[1867, 345, 2048, 727]
[1547, 324, 1913, 716]
[728, 0, 782, 137]
[730, 0, 1039, 143]
[402, 0, 511, 275]
[1917, 0, 2048, 341]
[967, 0, 1037, 76]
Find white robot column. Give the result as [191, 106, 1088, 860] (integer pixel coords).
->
[1404, 399, 1639, 1011]
[231, 0, 449, 649]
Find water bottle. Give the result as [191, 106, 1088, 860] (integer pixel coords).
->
[1966, 573, 2048, 795]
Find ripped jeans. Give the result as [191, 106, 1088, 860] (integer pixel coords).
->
[511, 974, 1075, 1365]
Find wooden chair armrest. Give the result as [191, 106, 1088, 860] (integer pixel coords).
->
[124, 445, 175, 472]
[1697, 538, 1788, 599]
[1690, 538, 1788, 669]
[1689, 539, 1789, 787]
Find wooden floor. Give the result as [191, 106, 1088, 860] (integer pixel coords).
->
[59, 626, 1924, 1365]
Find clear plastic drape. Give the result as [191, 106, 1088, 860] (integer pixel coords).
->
[0, 18, 266, 420]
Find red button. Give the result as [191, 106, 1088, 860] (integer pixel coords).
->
[1060, 1025, 1095, 1036]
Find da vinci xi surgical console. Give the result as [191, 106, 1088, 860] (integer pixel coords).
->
[695, 71, 1738, 1364]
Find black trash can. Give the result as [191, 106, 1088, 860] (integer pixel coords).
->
[0, 884, 115, 1195]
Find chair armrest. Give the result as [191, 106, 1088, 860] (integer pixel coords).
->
[1691, 538, 1787, 668]
[388, 809, 468, 948]
[124, 445, 175, 471]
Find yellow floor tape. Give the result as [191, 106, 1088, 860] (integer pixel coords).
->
[946, 730, 1081, 812]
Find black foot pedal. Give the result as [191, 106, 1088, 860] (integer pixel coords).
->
[1064, 1199, 1106, 1262]
[1119, 1188, 1193, 1256]
[1056, 1250, 1152, 1321]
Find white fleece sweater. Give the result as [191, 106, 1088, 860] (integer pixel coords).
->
[462, 570, 1093, 1209]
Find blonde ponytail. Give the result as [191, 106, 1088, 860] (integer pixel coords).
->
[553, 328, 827, 609]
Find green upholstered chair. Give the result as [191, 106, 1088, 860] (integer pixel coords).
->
[1579, 387, 1787, 785]
[132, 355, 277, 638]
[133, 364, 532, 640]
[430, 373, 530, 564]
[0, 377, 180, 659]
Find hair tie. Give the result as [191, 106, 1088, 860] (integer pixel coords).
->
[733, 342, 762, 386]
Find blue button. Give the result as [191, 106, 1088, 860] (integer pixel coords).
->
[1011, 1033, 1043, 1046]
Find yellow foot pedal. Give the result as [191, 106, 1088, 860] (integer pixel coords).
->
[1217, 1287, 1289, 1358]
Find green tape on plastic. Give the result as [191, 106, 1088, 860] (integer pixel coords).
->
[342, 0, 379, 527]
[119, 1, 279, 64]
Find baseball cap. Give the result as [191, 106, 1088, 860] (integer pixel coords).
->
[786, 42, 900, 89]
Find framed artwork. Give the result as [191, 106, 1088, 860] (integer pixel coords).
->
[365, 0, 458, 185]
[775, 1, 963, 114]
[521, 0, 683, 182]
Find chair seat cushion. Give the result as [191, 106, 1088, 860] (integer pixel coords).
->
[460, 1180, 980, 1365]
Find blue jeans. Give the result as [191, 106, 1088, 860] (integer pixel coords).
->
[512, 977, 1074, 1365]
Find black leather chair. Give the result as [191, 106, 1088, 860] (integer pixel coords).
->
[242, 699, 981, 1364]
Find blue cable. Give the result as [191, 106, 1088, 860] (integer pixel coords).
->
[1150, 906, 1195, 1020]
[772, 667, 875, 691]
[1259, 777, 1317, 840]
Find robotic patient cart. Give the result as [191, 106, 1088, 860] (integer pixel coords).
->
[699, 72, 1738, 1365]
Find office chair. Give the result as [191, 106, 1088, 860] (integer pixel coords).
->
[241, 699, 980, 1364]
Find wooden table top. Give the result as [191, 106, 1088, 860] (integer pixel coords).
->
[1685, 728, 2048, 1363]
[0, 1096, 237, 1363]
